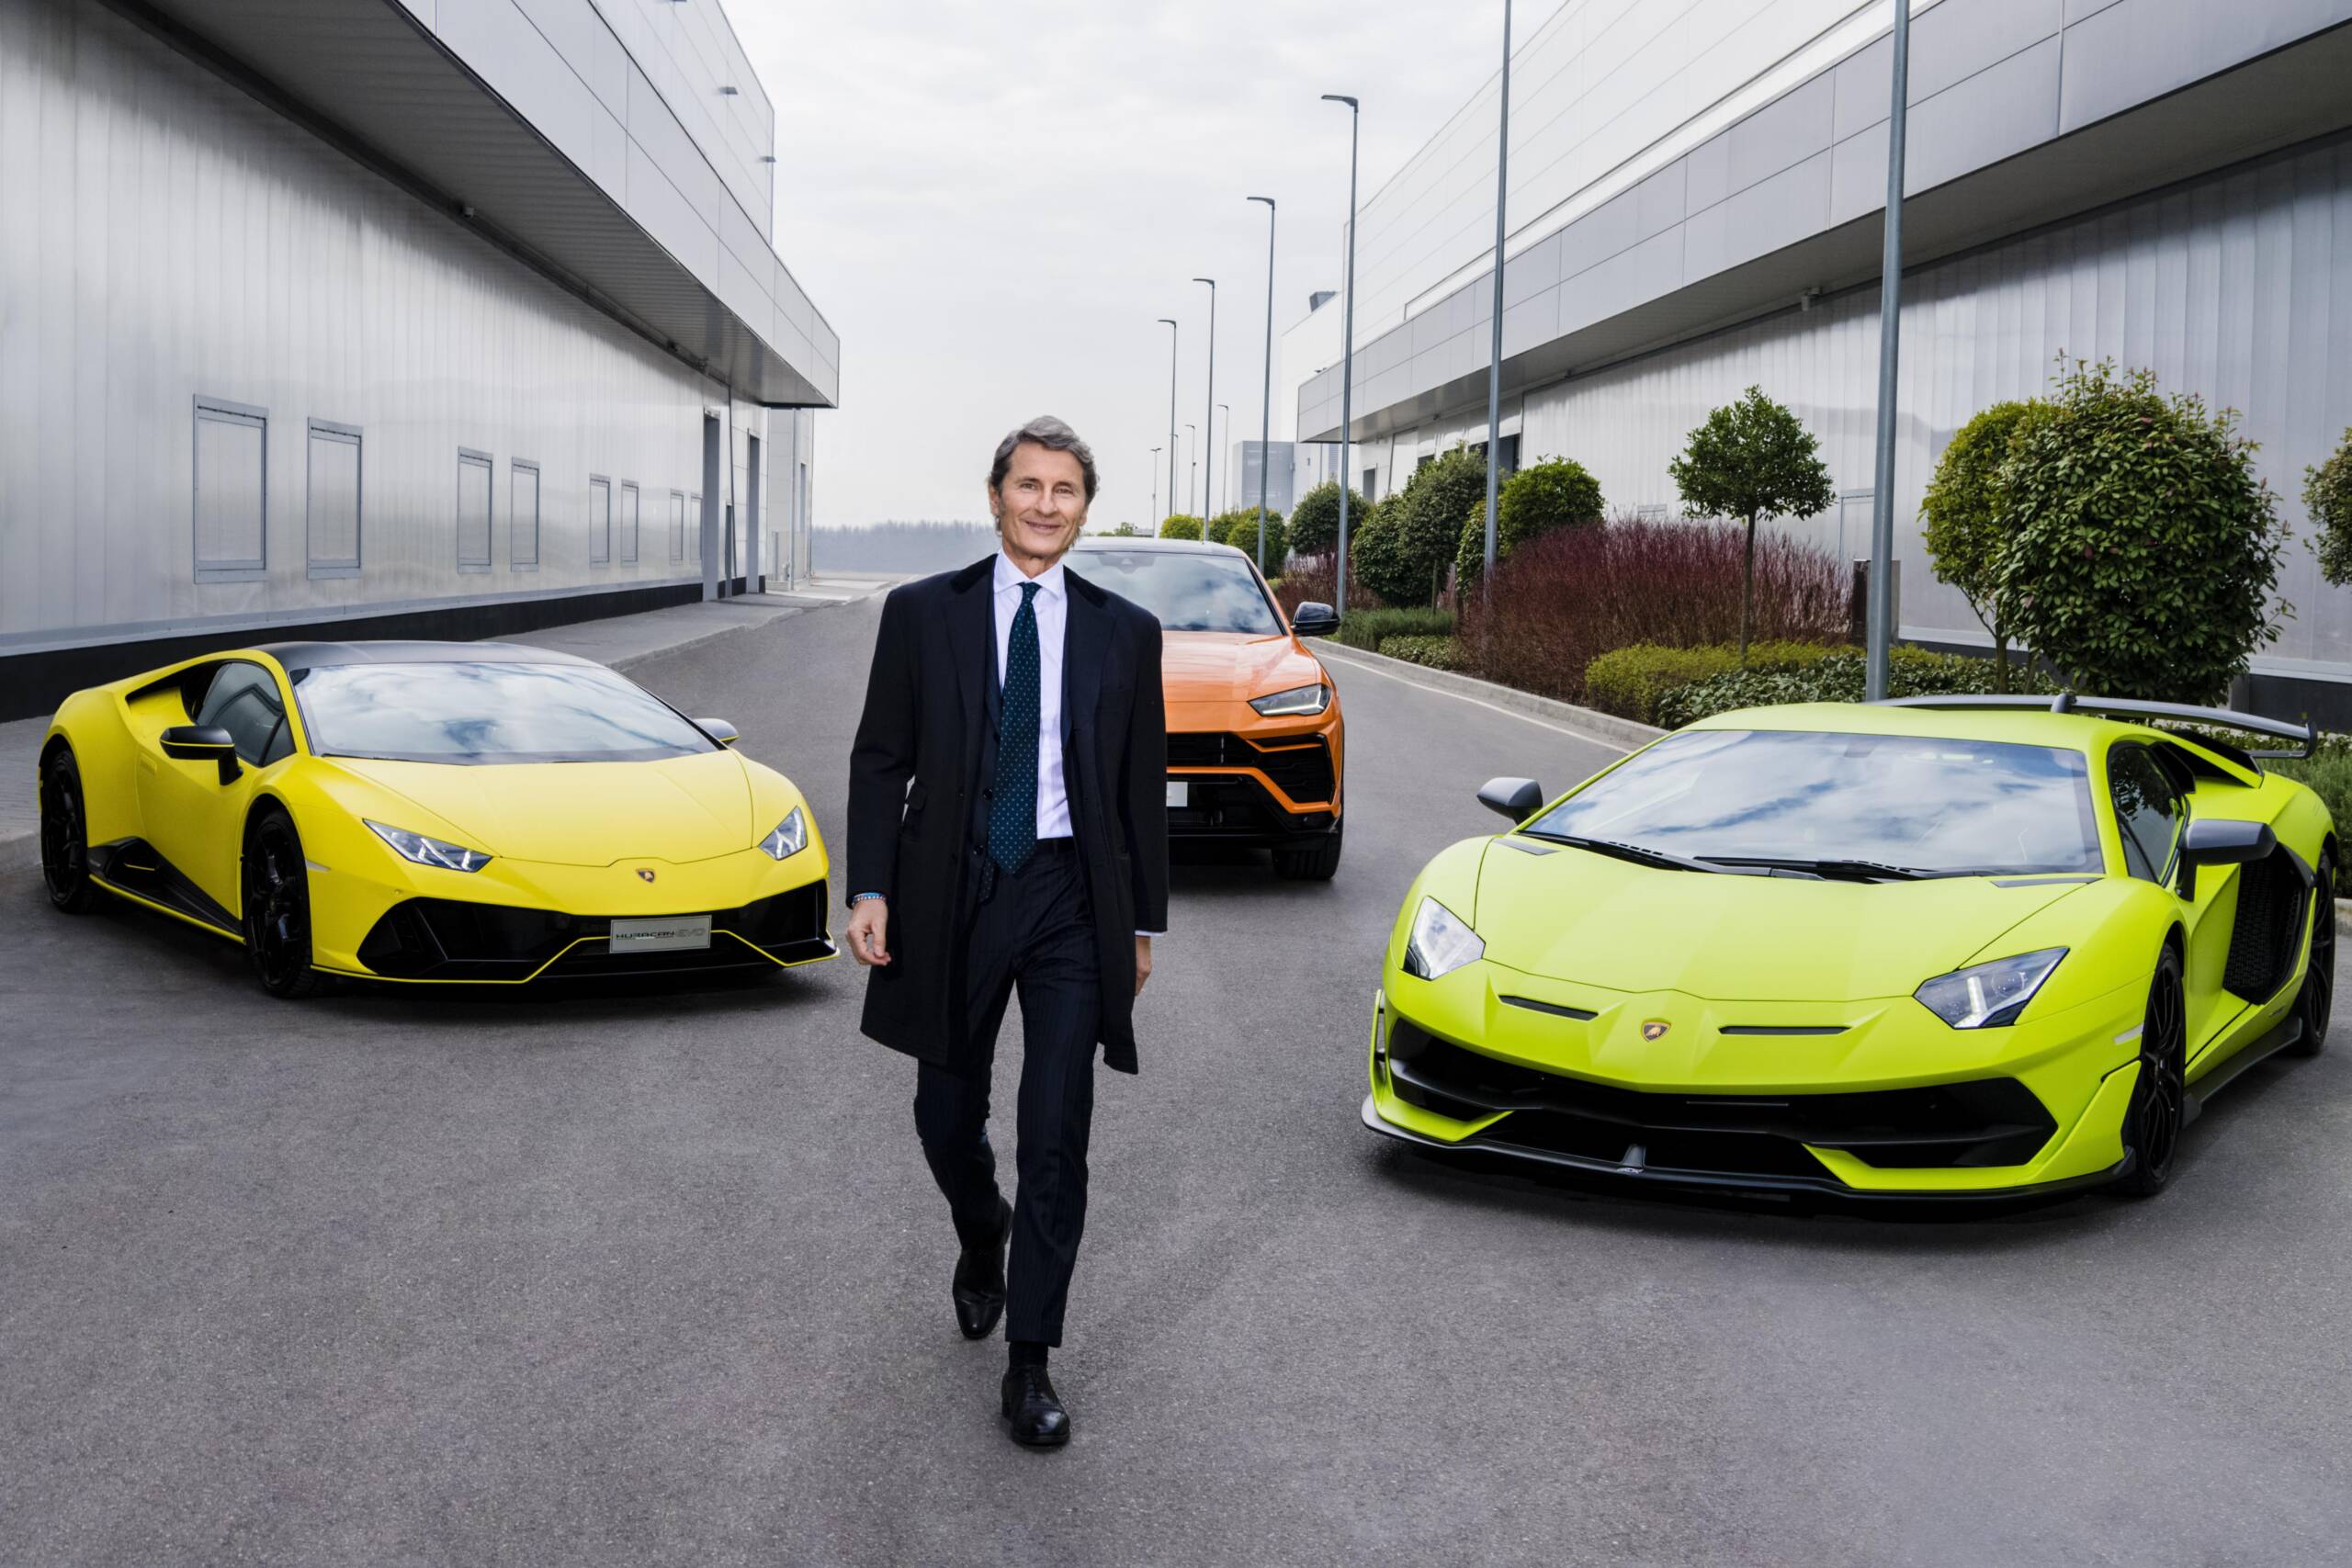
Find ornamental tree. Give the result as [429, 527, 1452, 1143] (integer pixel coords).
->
[1158, 514, 1203, 541]
[1454, 457, 1607, 589]
[1348, 494, 1419, 606]
[1387, 446, 1487, 605]
[1288, 480, 1372, 559]
[2308, 425, 2352, 586]
[1996, 359, 2289, 704]
[1921, 400, 2036, 691]
[1668, 388, 1836, 665]
[1223, 509, 1287, 570]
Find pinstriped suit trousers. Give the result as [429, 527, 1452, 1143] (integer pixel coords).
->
[912, 838, 1099, 1348]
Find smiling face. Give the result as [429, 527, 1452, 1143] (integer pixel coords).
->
[989, 441, 1089, 576]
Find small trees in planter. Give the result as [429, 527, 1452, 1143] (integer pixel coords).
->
[1921, 400, 2036, 691]
[1453, 457, 1606, 589]
[1668, 388, 1835, 666]
[1289, 481, 1371, 560]
[2307, 425, 2352, 587]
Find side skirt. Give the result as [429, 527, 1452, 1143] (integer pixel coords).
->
[2183, 1013, 2304, 1127]
[89, 839, 242, 942]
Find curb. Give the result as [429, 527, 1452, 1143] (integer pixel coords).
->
[2338, 898, 2352, 938]
[1315, 641, 1668, 753]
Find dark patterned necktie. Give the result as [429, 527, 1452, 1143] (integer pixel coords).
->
[988, 581, 1041, 874]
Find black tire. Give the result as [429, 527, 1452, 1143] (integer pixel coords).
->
[1273, 819, 1344, 882]
[40, 749, 104, 914]
[2115, 944, 2187, 1199]
[243, 808, 323, 998]
[2287, 851, 2335, 1058]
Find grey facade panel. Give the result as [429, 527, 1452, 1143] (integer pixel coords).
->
[1724, 71, 1834, 197]
[1906, 35, 2063, 195]
[1907, 0, 2062, 105]
[2061, 0, 2352, 134]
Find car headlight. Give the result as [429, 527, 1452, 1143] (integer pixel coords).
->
[365, 819, 492, 873]
[1403, 896, 1484, 980]
[1250, 682, 1330, 717]
[759, 806, 808, 861]
[1914, 948, 2066, 1029]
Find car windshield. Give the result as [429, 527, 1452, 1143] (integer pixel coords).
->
[1524, 728, 2104, 875]
[291, 661, 718, 764]
[1070, 549, 1281, 634]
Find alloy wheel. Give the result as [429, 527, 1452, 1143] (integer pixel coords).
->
[244, 814, 321, 998]
[40, 755, 99, 913]
[2291, 854, 2335, 1056]
[2120, 952, 2186, 1197]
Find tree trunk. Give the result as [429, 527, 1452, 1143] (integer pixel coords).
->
[1993, 622, 2011, 694]
[1738, 512, 1758, 668]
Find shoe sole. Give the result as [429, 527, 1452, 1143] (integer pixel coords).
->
[1002, 1417, 1070, 1449]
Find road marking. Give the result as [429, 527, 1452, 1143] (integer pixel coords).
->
[1320, 650, 1634, 754]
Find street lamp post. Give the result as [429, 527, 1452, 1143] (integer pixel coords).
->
[1184, 422, 1198, 516]
[1157, 317, 1180, 529]
[1248, 195, 1276, 574]
[1149, 446, 1162, 527]
[1216, 401, 1231, 522]
[1193, 276, 1217, 526]
[1321, 93, 1360, 615]
[1481, 0, 1512, 580]
[1864, 0, 1914, 703]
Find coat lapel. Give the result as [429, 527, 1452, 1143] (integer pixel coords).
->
[1062, 570, 1107, 747]
[947, 557, 995, 785]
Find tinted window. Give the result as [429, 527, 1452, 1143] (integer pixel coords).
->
[291, 661, 718, 764]
[2108, 745, 2180, 883]
[1525, 728, 2104, 875]
[198, 661, 288, 766]
[1069, 550, 1280, 634]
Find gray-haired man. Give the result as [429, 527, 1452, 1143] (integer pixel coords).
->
[843, 416, 1168, 1448]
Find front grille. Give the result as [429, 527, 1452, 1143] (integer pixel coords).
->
[1167, 731, 1336, 805]
[357, 883, 830, 981]
[2223, 849, 2309, 1001]
[1166, 774, 1335, 840]
[1387, 1017, 2056, 1172]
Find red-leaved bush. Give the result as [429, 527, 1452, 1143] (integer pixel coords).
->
[1458, 516, 1848, 701]
[1272, 553, 1380, 616]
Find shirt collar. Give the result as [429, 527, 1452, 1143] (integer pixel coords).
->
[994, 548, 1067, 603]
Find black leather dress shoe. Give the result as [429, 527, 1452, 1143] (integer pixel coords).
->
[1000, 1364, 1070, 1449]
[951, 1198, 1012, 1341]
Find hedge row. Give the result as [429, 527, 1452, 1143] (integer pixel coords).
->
[1653, 648, 2060, 728]
[1378, 635, 1464, 671]
[1584, 641, 1847, 725]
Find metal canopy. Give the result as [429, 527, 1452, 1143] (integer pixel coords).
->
[126, 0, 835, 409]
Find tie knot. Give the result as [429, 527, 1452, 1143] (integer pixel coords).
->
[1019, 581, 1040, 605]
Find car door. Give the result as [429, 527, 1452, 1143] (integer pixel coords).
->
[134, 660, 293, 917]
[2106, 742, 2237, 1054]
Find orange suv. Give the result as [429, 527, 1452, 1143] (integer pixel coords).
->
[1068, 536, 1344, 880]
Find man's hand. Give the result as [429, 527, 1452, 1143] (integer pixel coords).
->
[846, 898, 891, 966]
[1134, 935, 1152, 997]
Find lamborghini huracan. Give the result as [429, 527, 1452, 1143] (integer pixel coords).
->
[37, 641, 834, 996]
[1068, 536, 1346, 880]
[1363, 696, 2335, 1201]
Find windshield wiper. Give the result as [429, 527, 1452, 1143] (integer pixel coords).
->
[1698, 855, 1951, 882]
[1521, 832, 1758, 875]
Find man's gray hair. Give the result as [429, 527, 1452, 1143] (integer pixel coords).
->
[989, 416, 1098, 502]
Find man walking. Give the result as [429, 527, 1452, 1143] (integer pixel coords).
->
[843, 416, 1167, 1449]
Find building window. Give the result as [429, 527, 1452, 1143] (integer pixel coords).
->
[1362, 466, 1378, 501]
[194, 398, 266, 582]
[620, 482, 640, 564]
[305, 419, 362, 580]
[1635, 503, 1669, 523]
[457, 449, 492, 572]
[670, 490, 686, 562]
[688, 493, 702, 564]
[511, 460, 540, 570]
[589, 476, 612, 566]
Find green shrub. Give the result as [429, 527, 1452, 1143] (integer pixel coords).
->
[1290, 481, 1372, 559]
[1922, 400, 2036, 691]
[1584, 641, 1843, 724]
[1354, 446, 1485, 606]
[1159, 513, 1204, 541]
[2270, 748, 2352, 894]
[1653, 647, 2057, 728]
[1455, 457, 1606, 589]
[1378, 634, 1464, 671]
[1337, 606, 1453, 652]
[1223, 509, 1287, 569]
[1996, 359, 2290, 704]
[1668, 387, 1836, 664]
[1347, 494, 1416, 606]
[2307, 425, 2352, 587]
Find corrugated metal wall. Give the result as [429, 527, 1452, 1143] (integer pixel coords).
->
[1503, 136, 2352, 679]
[0, 0, 774, 656]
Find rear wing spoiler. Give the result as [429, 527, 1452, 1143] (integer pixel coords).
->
[1875, 694, 2319, 761]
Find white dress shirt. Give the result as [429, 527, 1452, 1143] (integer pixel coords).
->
[994, 548, 1161, 936]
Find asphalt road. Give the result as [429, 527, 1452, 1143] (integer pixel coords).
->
[6, 593, 2352, 1568]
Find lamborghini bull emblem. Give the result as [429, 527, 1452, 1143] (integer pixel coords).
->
[636, 868, 657, 884]
[1641, 1021, 1671, 1042]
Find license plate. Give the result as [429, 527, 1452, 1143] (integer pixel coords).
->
[609, 914, 712, 953]
[1166, 781, 1189, 807]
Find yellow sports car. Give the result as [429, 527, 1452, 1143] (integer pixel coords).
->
[37, 641, 833, 996]
[1364, 696, 2334, 1201]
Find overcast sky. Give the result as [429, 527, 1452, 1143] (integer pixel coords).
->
[728, 2, 1517, 530]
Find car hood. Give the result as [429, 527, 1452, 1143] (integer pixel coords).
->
[1472, 840, 2091, 1001]
[325, 750, 754, 866]
[1160, 632, 1323, 706]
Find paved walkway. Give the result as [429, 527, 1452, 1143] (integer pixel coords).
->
[3, 581, 888, 858]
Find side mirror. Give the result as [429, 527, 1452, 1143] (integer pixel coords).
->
[1290, 601, 1340, 638]
[696, 717, 741, 747]
[161, 724, 242, 784]
[2175, 816, 2275, 899]
[1477, 776, 1544, 823]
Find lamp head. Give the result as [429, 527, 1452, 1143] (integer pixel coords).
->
[1248, 195, 1275, 209]
[1321, 94, 1358, 109]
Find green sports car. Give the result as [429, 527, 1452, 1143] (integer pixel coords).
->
[1363, 696, 2335, 1201]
